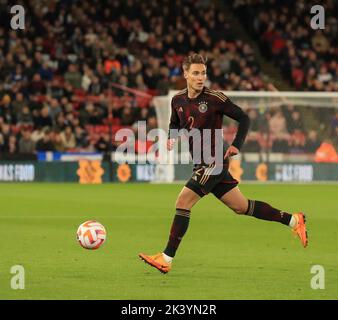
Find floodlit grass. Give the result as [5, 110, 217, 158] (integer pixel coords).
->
[0, 183, 337, 299]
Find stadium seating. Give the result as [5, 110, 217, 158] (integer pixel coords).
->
[230, 0, 338, 91]
[0, 0, 336, 156]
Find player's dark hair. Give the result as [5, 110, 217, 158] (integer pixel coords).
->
[182, 53, 207, 71]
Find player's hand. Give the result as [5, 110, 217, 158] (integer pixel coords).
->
[224, 145, 239, 159]
[167, 138, 176, 151]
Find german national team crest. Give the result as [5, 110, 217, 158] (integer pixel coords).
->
[198, 102, 208, 113]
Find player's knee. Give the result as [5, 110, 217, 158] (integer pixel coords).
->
[175, 196, 195, 210]
[230, 204, 247, 215]
[175, 197, 192, 211]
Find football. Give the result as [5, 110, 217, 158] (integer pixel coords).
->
[76, 220, 106, 250]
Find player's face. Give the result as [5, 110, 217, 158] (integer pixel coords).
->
[184, 64, 207, 92]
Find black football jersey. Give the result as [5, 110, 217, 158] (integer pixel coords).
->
[169, 87, 250, 165]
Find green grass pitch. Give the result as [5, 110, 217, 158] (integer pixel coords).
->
[0, 183, 337, 300]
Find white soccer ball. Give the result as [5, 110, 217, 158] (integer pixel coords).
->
[76, 220, 106, 250]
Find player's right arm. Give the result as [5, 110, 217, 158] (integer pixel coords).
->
[168, 99, 180, 150]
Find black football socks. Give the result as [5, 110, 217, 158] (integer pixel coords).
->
[163, 208, 191, 258]
[246, 200, 292, 226]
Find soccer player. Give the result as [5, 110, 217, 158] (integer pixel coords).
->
[139, 54, 308, 274]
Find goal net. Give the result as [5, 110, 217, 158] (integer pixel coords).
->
[152, 91, 338, 182]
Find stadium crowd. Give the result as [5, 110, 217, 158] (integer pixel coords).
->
[0, 0, 271, 157]
[231, 0, 338, 91]
[0, 0, 336, 158]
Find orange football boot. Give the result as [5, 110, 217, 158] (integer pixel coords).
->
[139, 252, 172, 274]
[292, 213, 308, 248]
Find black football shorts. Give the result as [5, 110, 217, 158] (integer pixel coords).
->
[185, 162, 238, 199]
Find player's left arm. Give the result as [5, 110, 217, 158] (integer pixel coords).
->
[219, 94, 250, 158]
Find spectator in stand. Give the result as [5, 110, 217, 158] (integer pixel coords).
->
[64, 64, 82, 89]
[11, 64, 26, 83]
[36, 130, 55, 152]
[82, 65, 94, 92]
[30, 126, 45, 144]
[54, 112, 68, 131]
[288, 131, 306, 154]
[156, 67, 172, 95]
[268, 110, 290, 153]
[29, 73, 46, 95]
[269, 110, 288, 138]
[39, 61, 54, 81]
[119, 101, 137, 126]
[0, 123, 10, 151]
[60, 126, 76, 151]
[137, 107, 150, 123]
[49, 78, 64, 100]
[247, 109, 261, 132]
[28, 95, 43, 114]
[95, 134, 110, 152]
[80, 103, 105, 125]
[271, 136, 289, 153]
[74, 126, 89, 150]
[137, 104, 157, 123]
[7, 135, 18, 154]
[317, 65, 333, 84]
[18, 129, 36, 154]
[51, 130, 65, 152]
[17, 105, 34, 126]
[146, 114, 158, 130]
[304, 130, 321, 153]
[242, 132, 261, 152]
[0, 95, 14, 125]
[12, 92, 26, 115]
[48, 98, 62, 121]
[287, 110, 304, 133]
[242, 108, 262, 152]
[34, 106, 53, 129]
[312, 31, 330, 54]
